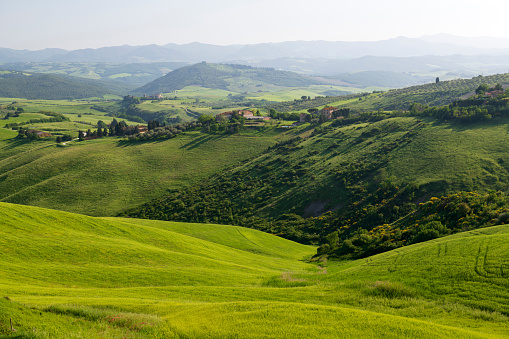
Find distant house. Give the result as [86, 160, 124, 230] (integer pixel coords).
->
[215, 111, 234, 122]
[215, 110, 261, 122]
[239, 110, 254, 117]
[136, 125, 148, 134]
[321, 106, 337, 120]
[27, 130, 52, 138]
[486, 90, 504, 98]
[142, 94, 163, 100]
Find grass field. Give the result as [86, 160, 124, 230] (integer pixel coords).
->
[1, 202, 508, 338]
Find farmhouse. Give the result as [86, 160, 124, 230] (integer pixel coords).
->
[216, 111, 234, 121]
[321, 106, 337, 120]
[486, 90, 503, 98]
[215, 110, 259, 122]
[26, 130, 52, 138]
[240, 110, 254, 117]
[142, 94, 164, 100]
[136, 125, 148, 134]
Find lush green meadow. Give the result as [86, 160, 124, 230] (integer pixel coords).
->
[0, 203, 508, 338]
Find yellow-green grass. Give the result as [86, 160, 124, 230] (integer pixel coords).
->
[172, 85, 238, 99]
[1, 112, 50, 125]
[0, 131, 278, 216]
[0, 129, 17, 141]
[2, 203, 508, 338]
[247, 88, 323, 102]
[1, 99, 112, 115]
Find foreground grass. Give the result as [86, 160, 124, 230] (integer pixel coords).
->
[1, 203, 508, 337]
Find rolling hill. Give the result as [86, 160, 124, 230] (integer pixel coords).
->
[0, 70, 125, 99]
[131, 62, 324, 96]
[0, 202, 508, 338]
[0, 130, 279, 216]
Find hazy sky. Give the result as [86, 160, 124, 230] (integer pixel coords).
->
[2, 0, 509, 50]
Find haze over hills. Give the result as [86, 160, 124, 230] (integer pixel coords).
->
[1, 35, 509, 64]
[3, 36, 509, 91]
[420, 33, 509, 49]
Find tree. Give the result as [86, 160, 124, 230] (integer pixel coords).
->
[436, 77, 440, 83]
[115, 123, 123, 136]
[475, 84, 489, 95]
[78, 130, 84, 141]
[56, 136, 62, 143]
[198, 115, 214, 125]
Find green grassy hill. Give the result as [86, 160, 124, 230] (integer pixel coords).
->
[0, 202, 508, 338]
[0, 70, 123, 100]
[132, 62, 324, 96]
[0, 130, 279, 216]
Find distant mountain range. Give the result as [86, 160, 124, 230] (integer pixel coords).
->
[3, 36, 509, 65]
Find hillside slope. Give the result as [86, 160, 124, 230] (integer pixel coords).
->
[0, 131, 278, 216]
[1, 202, 508, 338]
[124, 116, 509, 243]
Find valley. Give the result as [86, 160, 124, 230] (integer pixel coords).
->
[2, 59, 509, 338]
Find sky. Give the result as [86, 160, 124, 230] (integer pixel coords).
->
[2, 0, 509, 50]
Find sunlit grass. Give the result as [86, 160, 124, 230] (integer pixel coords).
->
[1, 203, 509, 337]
